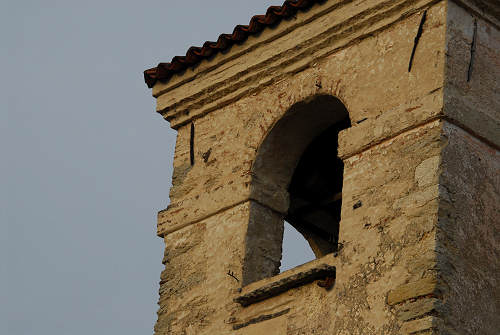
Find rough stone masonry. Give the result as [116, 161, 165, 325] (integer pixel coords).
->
[144, 0, 499, 334]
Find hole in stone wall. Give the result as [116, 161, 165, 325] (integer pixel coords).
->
[190, 122, 195, 166]
[280, 220, 315, 272]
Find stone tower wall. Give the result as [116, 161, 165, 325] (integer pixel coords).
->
[147, 0, 499, 334]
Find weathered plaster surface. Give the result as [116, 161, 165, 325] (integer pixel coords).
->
[156, 114, 447, 335]
[156, 203, 249, 334]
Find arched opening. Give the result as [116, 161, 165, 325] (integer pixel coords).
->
[244, 95, 350, 285]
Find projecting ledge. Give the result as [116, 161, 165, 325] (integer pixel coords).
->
[234, 255, 336, 307]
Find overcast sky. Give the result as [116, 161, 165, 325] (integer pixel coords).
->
[2, 1, 314, 334]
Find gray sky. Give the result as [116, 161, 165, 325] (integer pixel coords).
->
[2, 1, 314, 334]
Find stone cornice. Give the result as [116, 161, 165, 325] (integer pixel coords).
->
[151, 0, 347, 98]
[153, 0, 447, 129]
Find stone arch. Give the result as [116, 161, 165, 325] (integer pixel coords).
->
[243, 94, 351, 285]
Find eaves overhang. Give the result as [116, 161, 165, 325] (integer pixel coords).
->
[143, 0, 327, 88]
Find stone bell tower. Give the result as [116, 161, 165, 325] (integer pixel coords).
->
[144, 0, 499, 334]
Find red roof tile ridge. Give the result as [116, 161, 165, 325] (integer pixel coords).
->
[144, 0, 327, 88]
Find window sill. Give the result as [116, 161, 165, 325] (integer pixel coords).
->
[234, 254, 337, 307]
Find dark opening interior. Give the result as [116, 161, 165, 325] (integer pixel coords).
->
[285, 117, 351, 257]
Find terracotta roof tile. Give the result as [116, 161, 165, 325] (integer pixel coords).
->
[144, 0, 326, 88]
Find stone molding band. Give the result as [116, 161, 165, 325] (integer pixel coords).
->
[157, 0, 443, 129]
[157, 116, 498, 237]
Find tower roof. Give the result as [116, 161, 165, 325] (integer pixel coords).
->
[143, 0, 325, 88]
